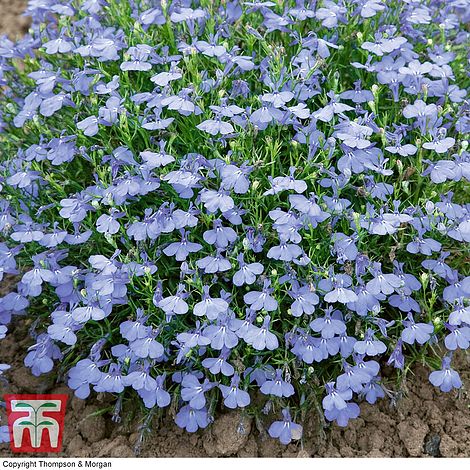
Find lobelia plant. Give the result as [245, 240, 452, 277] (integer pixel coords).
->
[0, 0, 469, 447]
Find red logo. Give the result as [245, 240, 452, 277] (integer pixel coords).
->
[4, 394, 68, 453]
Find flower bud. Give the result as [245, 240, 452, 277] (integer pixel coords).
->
[425, 201, 435, 214]
[420, 272, 429, 288]
[396, 159, 403, 174]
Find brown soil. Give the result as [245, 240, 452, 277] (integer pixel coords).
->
[1, 1, 470, 458]
[0, 281, 469, 458]
[0, 0, 30, 39]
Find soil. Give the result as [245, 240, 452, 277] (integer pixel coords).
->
[0, 312, 469, 458]
[0, 0, 30, 39]
[1, 2, 470, 458]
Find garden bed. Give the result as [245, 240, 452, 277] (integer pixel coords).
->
[0, 277, 469, 457]
[1, 0, 469, 459]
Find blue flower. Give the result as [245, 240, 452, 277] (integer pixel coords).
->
[260, 369, 295, 398]
[268, 409, 303, 445]
[219, 374, 251, 409]
[175, 405, 211, 433]
[429, 356, 462, 392]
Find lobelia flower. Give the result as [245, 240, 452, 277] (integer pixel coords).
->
[401, 313, 434, 345]
[175, 405, 210, 433]
[288, 281, 319, 317]
[161, 88, 202, 116]
[219, 374, 250, 409]
[366, 262, 403, 295]
[120, 44, 153, 71]
[332, 232, 358, 263]
[68, 358, 105, 399]
[129, 328, 164, 359]
[324, 401, 361, 427]
[347, 278, 384, 316]
[220, 162, 252, 194]
[245, 315, 279, 351]
[142, 374, 172, 408]
[163, 229, 202, 261]
[315, 1, 346, 28]
[180, 373, 216, 410]
[157, 283, 189, 318]
[314, 92, 354, 123]
[310, 308, 346, 339]
[353, 329, 387, 356]
[119, 308, 149, 341]
[94, 363, 125, 393]
[197, 116, 234, 136]
[429, 356, 462, 392]
[39, 223, 67, 248]
[250, 102, 284, 128]
[322, 381, 352, 411]
[336, 360, 373, 393]
[0, 424, 9, 444]
[361, 378, 385, 404]
[202, 347, 235, 377]
[406, 226, 442, 256]
[203, 219, 237, 248]
[176, 321, 211, 349]
[140, 144, 175, 169]
[0, 325, 6, 340]
[290, 328, 322, 364]
[444, 324, 470, 351]
[267, 237, 303, 262]
[320, 274, 358, 304]
[47, 310, 79, 346]
[244, 279, 278, 312]
[230, 308, 256, 340]
[193, 286, 229, 320]
[122, 362, 156, 392]
[196, 250, 232, 274]
[203, 314, 239, 350]
[423, 133, 456, 155]
[260, 369, 295, 398]
[232, 253, 263, 287]
[268, 409, 303, 445]
[96, 209, 124, 235]
[448, 300, 470, 327]
[338, 332, 357, 358]
[340, 80, 374, 104]
[2, 0, 470, 443]
[263, 167, 307, 195]
[389, 289, 421, 313]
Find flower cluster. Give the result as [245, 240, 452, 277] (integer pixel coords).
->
[0, 0, 469, 445]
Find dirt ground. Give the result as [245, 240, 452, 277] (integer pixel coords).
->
[0, 305, 469, 458]
[0, 0, 30, 39]
[1, 2, 470, 458]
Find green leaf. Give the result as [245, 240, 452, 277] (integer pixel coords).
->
[15, 403, 34, 408]
[18, 421, 35, 426]
[38, 421, 55, 426]
[38, 403, 58, 408]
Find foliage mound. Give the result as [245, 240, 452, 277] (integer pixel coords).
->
[0, 0, 469, 445]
